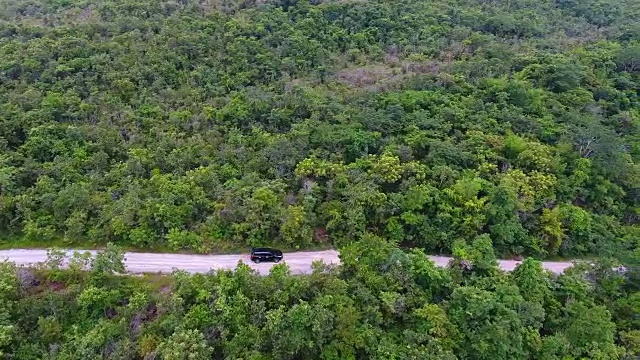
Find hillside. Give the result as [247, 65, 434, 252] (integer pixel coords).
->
[1, 0, 639, 357]
[0, 0, 639, 258]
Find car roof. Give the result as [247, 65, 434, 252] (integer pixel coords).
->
[252, 247, 280, 253]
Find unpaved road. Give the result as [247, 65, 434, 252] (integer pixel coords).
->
[0, 249, 578, 275]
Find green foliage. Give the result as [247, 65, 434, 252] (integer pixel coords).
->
[447, 285, 534, 359]
[157, 328, 213, 360]
[91, 243, 126, 275]
[0, 262, 18, 357]
[1, 241, 638, 359]
[0, 2, 638, 357]
[0, 0, 638, 266]
[13, 239, 640, 360]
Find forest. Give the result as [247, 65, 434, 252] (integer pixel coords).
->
[0, 0, 638, 258]
[0, 241, 639, 359]
[0, 0, 639, 357]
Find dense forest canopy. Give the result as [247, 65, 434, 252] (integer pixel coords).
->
[0, 241, 639, 359]
[0, 0, 638, 259]
[0, 0, 639, 358]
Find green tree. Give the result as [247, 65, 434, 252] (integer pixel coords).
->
[0, 262, 18, 357]
[157, 328, 213, 360]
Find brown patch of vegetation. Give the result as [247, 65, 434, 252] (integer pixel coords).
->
[314, 227, 330, 243]
[334, 58, 444, 90]
[130, 303, 159, 336]
[17, 268, 40, 290]
[105, 307, 118, 319]
[403, 61, 442, 75]
[49, 281, 67, 292]
[335, 65, 398, 87]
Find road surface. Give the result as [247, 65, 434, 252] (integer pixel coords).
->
[0, 249, 578, 275]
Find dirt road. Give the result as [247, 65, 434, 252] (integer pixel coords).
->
[0, 249, 578, 275]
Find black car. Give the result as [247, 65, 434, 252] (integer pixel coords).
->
[250, 248, 283, 263]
